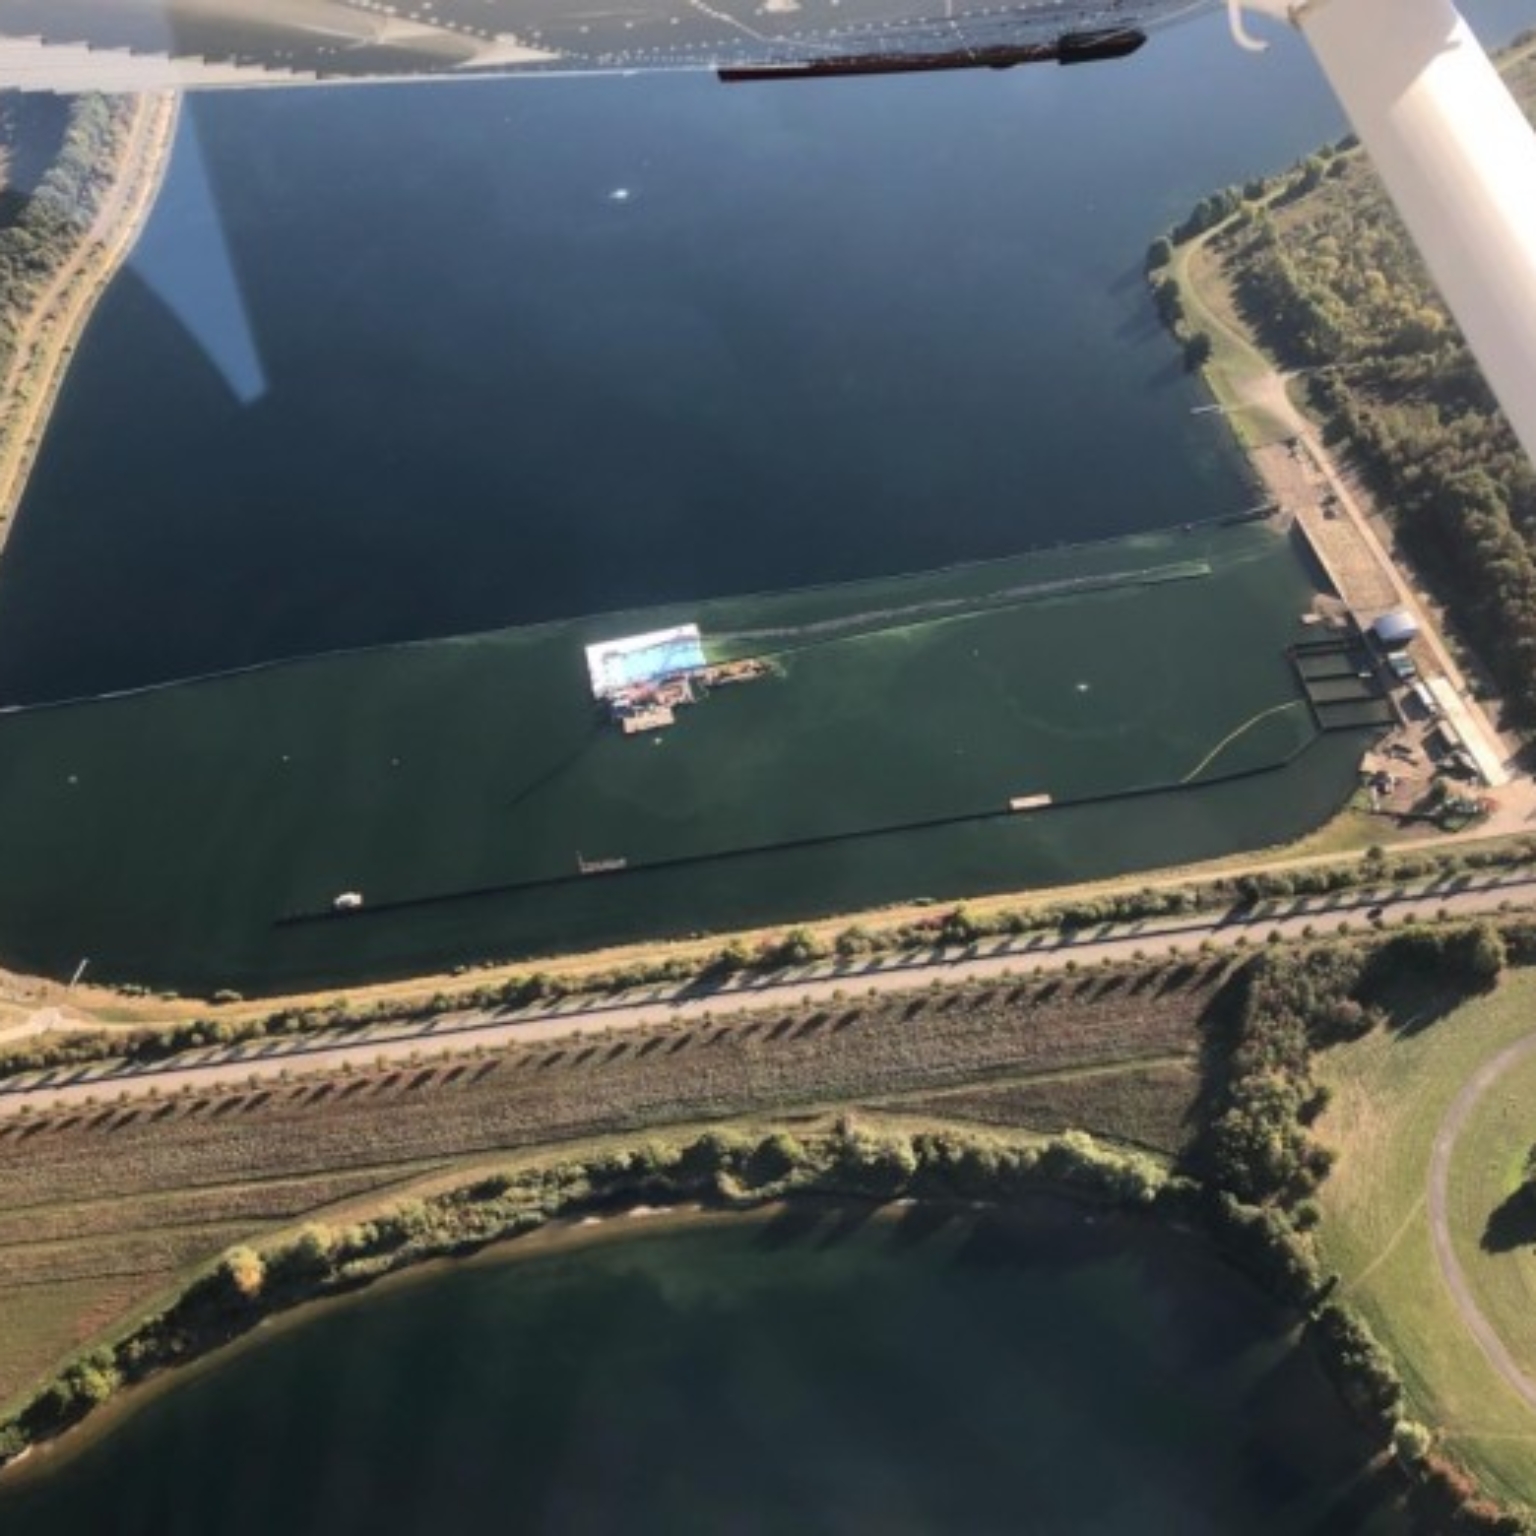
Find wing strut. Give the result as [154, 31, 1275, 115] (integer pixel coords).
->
[1238, 0, 1536, 468]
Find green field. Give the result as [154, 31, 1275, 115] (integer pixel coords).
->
[1316, 969, 1536, 1508]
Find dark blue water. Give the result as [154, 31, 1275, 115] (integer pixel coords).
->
[0, 6, 1376, 705]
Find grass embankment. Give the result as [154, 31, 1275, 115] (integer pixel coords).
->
[1167, 234, 1298, 450]
[12, 833, 1535, 1088]
[0, 961, 1217, 1412]
[1317, 968, 1536, 1507]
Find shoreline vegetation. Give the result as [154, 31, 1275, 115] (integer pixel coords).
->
[0, 1125, 1174, 1475]
[4, 834, 1535, 1086]
[1149, 32, 1536, 745]
[0, 1103, 1505, 1528]
[0, 91, 180, 558]
[1135, 41, 1536, 1528]
[2, 930, 1532, 1529]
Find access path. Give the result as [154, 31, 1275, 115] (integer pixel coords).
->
[1426, 1028, 1536, 1415]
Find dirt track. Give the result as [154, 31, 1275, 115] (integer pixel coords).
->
[1426, 1029, 1536, 1414]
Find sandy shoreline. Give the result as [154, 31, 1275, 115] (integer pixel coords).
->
[0, 90, 181, 559]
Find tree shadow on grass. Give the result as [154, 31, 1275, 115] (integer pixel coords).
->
[1358, 971, 1468, 1039]
[1481, 1187, 1536, 1254]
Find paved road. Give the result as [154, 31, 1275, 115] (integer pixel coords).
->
[5, 870, 1536, 1116]
[1426, 1029, 1536, 1415]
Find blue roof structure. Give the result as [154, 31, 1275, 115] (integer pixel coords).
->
[1372, 610, 1421, 648]
[585, 625, 706, 699]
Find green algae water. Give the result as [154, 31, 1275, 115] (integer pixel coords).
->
[0, 10, 1487, 987]
[0, 523, 1366, 991]
[0, 1208, 1411, 1535]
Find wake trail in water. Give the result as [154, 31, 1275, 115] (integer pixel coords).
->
[711, 561, 1211, 652]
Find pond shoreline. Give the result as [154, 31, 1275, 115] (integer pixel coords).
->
[0, 92, 180, 563]
[0, 1121, 1411, 1531]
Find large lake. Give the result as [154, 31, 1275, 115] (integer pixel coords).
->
[0, 1207, 1412, 1534]
[0, 3, 1530, 987]
[0, 14, 1342, 701]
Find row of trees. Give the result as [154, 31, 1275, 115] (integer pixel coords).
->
[0, 1120, 1173, 1463]
[7, 829, 1535, 1083]
[1191, 928, 1522, 1531]
[0, 92, 136, 379]
[1208, 133, 1536, 725]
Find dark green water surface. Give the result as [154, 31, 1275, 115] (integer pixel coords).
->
[0, 6, 1527, 985]
[0, 524, 1365, 991]
[0, 1208, 1410, 1535]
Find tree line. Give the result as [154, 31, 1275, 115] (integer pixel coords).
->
[1174, 100, 1536, 727]
[6, 835, 1536, 1083]
[1, 920, 1527, 1527]
[0, 92, 136, 381]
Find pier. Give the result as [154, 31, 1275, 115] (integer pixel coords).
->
[620, 705, 676, 735]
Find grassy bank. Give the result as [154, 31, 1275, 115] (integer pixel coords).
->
[0, 1120, 1183, 1472]
[1317, 969, 1536, 1510]
[0, 92, 179, 553]
[8, 833, 1536, 1085]
[1161, 235, 1298, 450]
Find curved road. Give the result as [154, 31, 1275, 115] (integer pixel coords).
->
[1426, 1028, 1536, 1414]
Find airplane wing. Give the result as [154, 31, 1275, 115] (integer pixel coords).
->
[0, 0, 1212, 90]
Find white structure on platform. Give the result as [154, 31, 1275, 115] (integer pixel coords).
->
[584, 625, 706, 701]
[1230, 0, 1536, 471]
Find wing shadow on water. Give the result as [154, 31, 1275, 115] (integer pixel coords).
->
[132, 105, 268, 406]
[0, 262, 264, 707]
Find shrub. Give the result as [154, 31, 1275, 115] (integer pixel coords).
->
[1310, 1304, 1402, 1432]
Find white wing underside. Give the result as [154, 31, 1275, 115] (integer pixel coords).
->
[0, 0, 1212, 90]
